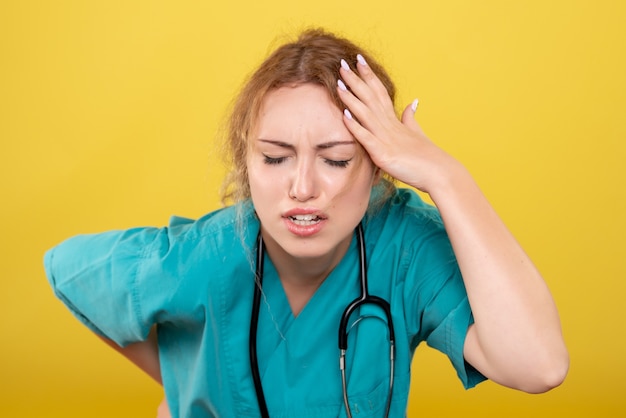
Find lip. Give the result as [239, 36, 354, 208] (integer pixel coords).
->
[283, 207, 326, 218]
[282, 208, 327, 237]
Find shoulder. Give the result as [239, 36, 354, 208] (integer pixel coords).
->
[45, 202, 260, 279]
[364, 187, 456, 280]
[366, 187, 444, 240]
[165, 202, 257, 245]
[143, 202, 259, 266]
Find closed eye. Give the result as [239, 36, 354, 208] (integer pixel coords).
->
[263, 155, 287, 165]
[324, 158, 352, 168]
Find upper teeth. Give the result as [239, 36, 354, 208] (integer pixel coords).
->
[292, 214, 317, 221]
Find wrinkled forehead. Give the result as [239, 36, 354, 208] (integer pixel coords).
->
[250, 84, 346, 142]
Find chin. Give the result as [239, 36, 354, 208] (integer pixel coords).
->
[283, 241, 332, 259]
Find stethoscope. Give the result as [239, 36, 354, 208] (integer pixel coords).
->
[249, 223, 396, 418]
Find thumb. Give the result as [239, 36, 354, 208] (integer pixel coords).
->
[401, 99, 423, 133]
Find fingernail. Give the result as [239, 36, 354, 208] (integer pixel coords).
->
[340, 59, 350, 71]
[344, 108, 353, 119]
[356, 54, 367, 66]
[337, 79, 347, 91]
[411, 98, 419, 112]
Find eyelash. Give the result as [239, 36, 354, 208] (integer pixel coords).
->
[325, 158, 351, 168]
[263, 156, 286, 165]
[262, 155, 352, 168]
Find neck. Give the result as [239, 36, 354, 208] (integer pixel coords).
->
[260, 230, 352, 316]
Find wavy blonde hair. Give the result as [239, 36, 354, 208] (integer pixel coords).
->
[220, 28, 396, 208]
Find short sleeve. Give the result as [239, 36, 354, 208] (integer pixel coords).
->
[43, 227, 166, 347]
[424, 295, 486, 388]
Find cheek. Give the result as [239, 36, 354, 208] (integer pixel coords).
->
[247, 162, 282, 207]
[335, 173, 374, 209]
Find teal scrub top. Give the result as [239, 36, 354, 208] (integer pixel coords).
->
[44, 188, 486, 417]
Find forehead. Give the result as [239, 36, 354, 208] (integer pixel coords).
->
[254, 84, 349, 141]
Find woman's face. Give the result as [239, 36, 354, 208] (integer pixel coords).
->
[247, 83, 377, 262]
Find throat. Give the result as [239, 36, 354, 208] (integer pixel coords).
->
[272, 252, 340, 317]
[258, 226, 353, 316]
[280, 274, 327, 317]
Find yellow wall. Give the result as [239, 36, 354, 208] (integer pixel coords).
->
[1, 0, 625, 416]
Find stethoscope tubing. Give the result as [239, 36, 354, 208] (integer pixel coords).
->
[338, 224, 395, 418]
[249, 223, 395, 418]
[338, 224, 395, 349]
[249, 232, 270, 418]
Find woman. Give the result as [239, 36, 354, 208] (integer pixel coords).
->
[44, 29, 568, 417]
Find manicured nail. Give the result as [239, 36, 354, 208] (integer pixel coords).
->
[356, 54, 367, 66]
[411, 98, 419, 112]
[344, 108, 353, 119]
[337, 79, 347, 91]
[340, 59, 350, 71]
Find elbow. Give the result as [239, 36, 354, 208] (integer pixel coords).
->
[539, 355, 570, 393]
[520, 348, 570, 394]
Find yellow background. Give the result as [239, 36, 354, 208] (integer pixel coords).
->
[1, 0, 625, 416]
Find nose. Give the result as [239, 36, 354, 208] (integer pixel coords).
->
[289, 157, 318, 202]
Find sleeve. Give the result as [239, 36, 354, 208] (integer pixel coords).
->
[43, 226, 168, 347]
[402, 216, 487, 389]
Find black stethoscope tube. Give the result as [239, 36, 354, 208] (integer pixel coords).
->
[338, 223, 395, 418]
[338, 224, 396, 349]
[249, 232, 270, 418]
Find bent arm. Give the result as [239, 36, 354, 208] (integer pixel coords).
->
[429, 161, 569, 393]
[98, 325, 163, 385]
[336, 54, 568, 392]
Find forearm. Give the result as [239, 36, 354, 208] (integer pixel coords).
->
[427, 162, 569, 392]
[98, 325, 163, 385]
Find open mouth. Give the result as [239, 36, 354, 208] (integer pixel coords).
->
[288, 214, 323, 226]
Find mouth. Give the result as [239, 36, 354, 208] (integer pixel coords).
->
[282, 209, 327, 236]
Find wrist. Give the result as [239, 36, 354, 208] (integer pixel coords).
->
[419, 156, 472, 201]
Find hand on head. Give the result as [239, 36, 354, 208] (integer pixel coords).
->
[337, 54, 458, 194]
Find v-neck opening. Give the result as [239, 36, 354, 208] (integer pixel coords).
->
[264, 235, 357, 322]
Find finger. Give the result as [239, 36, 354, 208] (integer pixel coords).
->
[339, 58, 394, 116]
[337, 78, 379, 129]
[354, 54, 394, 106]
[400, 99, 424, 134]
[342, 108, 378, 151]
[339, 60, 378, 109]
[343, 108, 393, 170]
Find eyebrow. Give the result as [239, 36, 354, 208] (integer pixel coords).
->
[257, 139, 355, 150]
